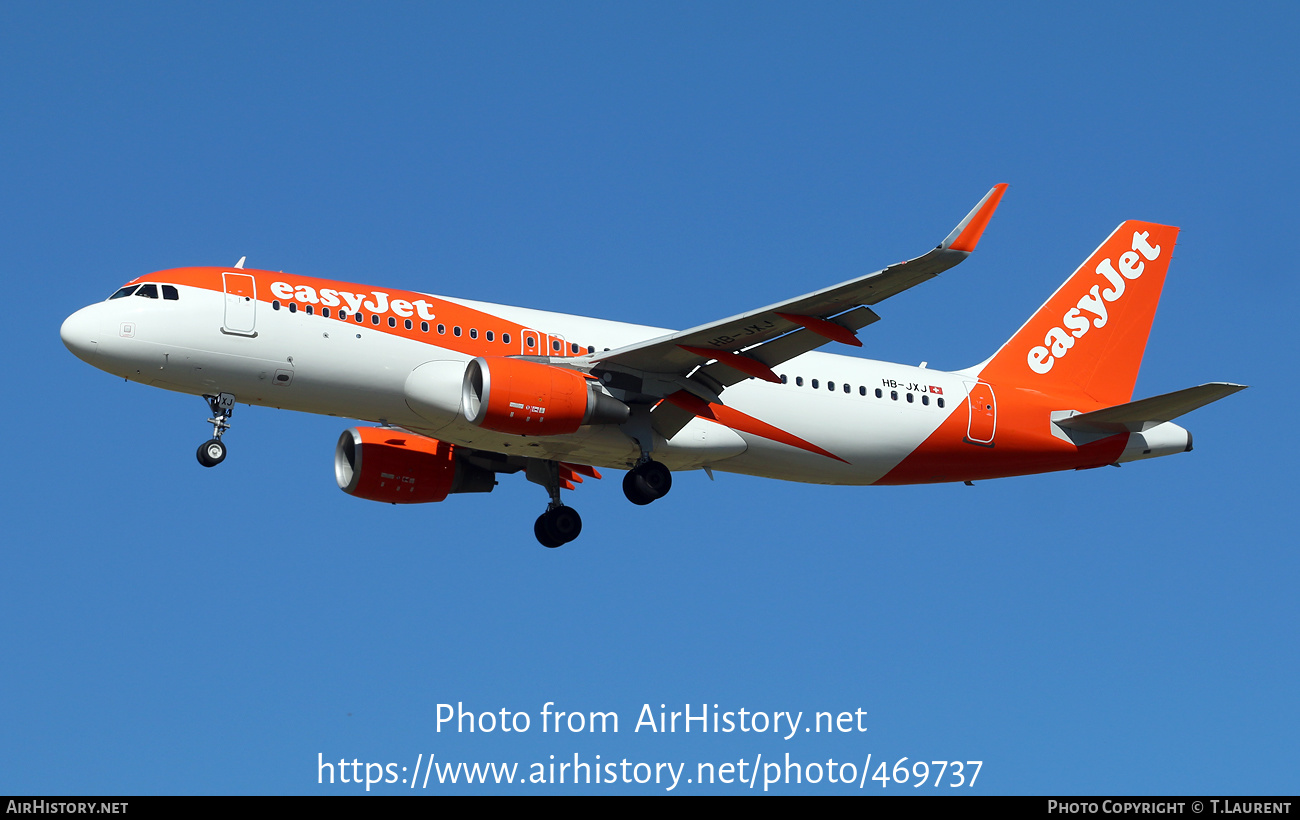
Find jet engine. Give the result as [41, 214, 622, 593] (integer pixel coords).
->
[335, 427, 495, 503]
[461, 357, 629, 436]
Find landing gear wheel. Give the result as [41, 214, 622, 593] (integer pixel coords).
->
[623, 470, 655, 505]
[623, 460, 672, 505]
[535, 506, 582, 547]
[638, 460, 672, 498]
[545, 506, 582, 544]
[197, 438, 226, 467]
[534, 517, 563, 549]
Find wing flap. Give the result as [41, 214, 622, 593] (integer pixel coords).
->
[694, 306, 881, 390]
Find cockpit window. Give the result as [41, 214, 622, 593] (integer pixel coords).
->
[109, 283, 178, 300]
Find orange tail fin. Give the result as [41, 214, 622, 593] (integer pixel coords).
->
[976, 221, 1179, 407]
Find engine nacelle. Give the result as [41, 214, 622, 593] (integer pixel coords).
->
[335, 427, 495, 503]
[461, 357, 630, 436]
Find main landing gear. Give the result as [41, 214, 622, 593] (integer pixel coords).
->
[535, 505, 582, 549]
[622, 459, 672, 506]
[526, 459, 583, 549]
[196, 392, 235, 468]
[618, 407, 673, 506]
[521, 448, 670, 548]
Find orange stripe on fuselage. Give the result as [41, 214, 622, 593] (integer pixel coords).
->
[129, 267, 598, 359]
[665, 390, 849, 464]
[876, 384, 1125, 484]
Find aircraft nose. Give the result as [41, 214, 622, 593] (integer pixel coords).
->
[60, 306, 100, 362]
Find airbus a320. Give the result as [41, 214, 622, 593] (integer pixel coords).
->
[60, 186, 1244, 547]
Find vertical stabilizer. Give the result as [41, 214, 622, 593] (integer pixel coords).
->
[976, 221, 1178, 407]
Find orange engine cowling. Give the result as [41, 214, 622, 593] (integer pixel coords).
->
[461, 357, 630, 436]
[334, 427, 495, 503]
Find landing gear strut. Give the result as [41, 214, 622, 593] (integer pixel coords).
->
[526, 459, 583, 548]
[196, 392, 235, 468]
[618, 405, 672, 505]
[622, 459, 672, 506]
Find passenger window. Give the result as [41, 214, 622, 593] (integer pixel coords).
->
[454, 326, 462, 337]
[438, 324, 446, 334]
[812, 379, 819, 389]
[796, 377, 804, 386]
[587, 345, 594, 354]
[875, 388, 883, 398]
[288, 302, 297, 313]
[891, 390, 898, 400]
[503, 333, 511, 345]
[355, 313, 365, 323]
[859, 386, 866, 396]
[388, 316, 396, 327]
[306, 304, 314, 315]
[906, 393, 914, 403]
[371, 314, 380, 325]
[405, 319, 413, 330]
[421, 321, 429, 332]
[470, 328, 478, 339]
[571, 343, 579, 354]
[552, 340, 561, 352]
[322, 307, 331, 318]
[272, 300, 281, 310]
[828, 381, 835, 391]
[780, 374, 788, 384]
[938, 398, 945, 408]
[486, 330, 494, 342]
[922, 394, 930, 405]
[162, 285, 179, 300]
[109, 285, 138, 300]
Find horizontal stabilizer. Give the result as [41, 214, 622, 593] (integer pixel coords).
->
[1057, 382, 1247, 433]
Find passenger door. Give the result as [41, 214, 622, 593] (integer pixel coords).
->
[222, 272, 257, 336]
[964, 380, 996, 446]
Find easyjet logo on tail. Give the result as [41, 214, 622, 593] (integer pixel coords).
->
[1026, 231, 1162, 375]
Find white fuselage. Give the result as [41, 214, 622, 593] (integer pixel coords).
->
[61, 279, 962, 484]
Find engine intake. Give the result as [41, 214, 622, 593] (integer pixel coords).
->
[335, 427, 495, 503]
[461, 357, 629, 436]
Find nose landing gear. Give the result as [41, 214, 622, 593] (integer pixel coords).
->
[196, 392, 235, 468]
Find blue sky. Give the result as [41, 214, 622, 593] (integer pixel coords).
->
[3, 2, 1296, 795]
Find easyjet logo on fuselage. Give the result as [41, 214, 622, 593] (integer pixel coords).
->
[268, 280, 438, 322]
[1026, 231, 1161, 375]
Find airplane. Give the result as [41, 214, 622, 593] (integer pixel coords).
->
[60, 185, 1245, 547]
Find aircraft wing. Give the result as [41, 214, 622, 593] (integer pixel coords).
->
[582, 185, 1008, 435]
